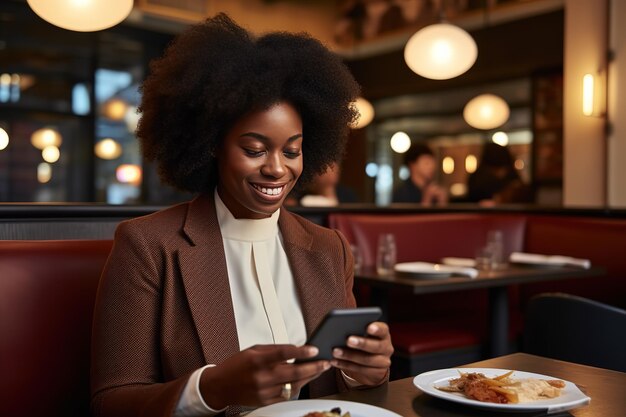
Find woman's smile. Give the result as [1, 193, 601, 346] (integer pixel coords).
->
[217, 102, 303, 219]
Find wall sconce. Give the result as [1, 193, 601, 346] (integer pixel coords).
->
[27, 0, 133, 32]
[582, 72, 606, 117]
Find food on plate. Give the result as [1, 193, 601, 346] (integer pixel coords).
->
[302, 407, 351, 417]
[436, 370, 565, 404]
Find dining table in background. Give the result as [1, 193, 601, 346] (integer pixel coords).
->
[320, 352, 625, 417]
[354, 265, 605, 357]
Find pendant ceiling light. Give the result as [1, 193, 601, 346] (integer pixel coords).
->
[350, 97, 375, 129]
[404, 23, 477, 80]
[27, 0, 133, 32]
[463, 94, 510, 130]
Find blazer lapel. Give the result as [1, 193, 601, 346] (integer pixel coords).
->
[279, 210, 339, 338]
[178, 194, 239, 365]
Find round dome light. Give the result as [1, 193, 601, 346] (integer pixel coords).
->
[42, 145, 60, 163]
[350, 97, 375, 129]
[103, 98, 129, 120]
[37, 162, 52, 184]
[463, 94, 510, 130]
[95, 138, 123, 160]
[27, 0, 133, 32]
[116, 164, 142, 185]
[0, 127, 9, 151]
[404, 23, 477, 80]
[492, 131, 509, 146]
[31, 128, 62, 149]
[390, 131, 411, 153]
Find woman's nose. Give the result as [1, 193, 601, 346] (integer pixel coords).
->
[261, 153, 287, 178]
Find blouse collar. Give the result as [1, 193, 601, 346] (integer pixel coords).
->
[214, 189, 280, 242]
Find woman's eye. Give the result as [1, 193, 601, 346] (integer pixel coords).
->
[244, 149, 264, 157]
[284, 150, 301, 159]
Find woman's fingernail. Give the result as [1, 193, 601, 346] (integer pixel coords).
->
[348, 336, 360, 346]
[308, 346, 319, 356]
[369, 324, 379, 333]
[333, 348, 343, 357]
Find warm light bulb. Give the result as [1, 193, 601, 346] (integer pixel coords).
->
[0, 127, 9, 151]
[465, 154, 477, 173]
[442, 156, 455, 174]
[450, 183, 467, 196]
[31, 128, 62, 149]
[27, 0, 133, 32]
[42, 145, 60, 163]
[37, 162, 52, 183]
[492, 131, 509, 146]
[404, 23, 477, 80]
[103, 98, 128, 120]
[390, 131, 411, 153]
[95, 138, 123, 159]
[116, 164, 142, 185]
[463, 94, 510, 130]
[350, 97, 375, 129]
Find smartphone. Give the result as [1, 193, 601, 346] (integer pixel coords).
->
[297, 307, 382, 362]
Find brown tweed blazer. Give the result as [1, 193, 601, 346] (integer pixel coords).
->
[91, 193, 356, 417]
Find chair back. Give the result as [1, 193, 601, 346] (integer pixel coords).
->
[523, 292, 626, 372]
[0, 240, 113, 417]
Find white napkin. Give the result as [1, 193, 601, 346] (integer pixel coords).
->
[394, 262, 479, 278]
[509, 252, 591, 269]
[441, 257, 477, 268]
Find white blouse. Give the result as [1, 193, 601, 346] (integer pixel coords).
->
[175, 191, 307, 416]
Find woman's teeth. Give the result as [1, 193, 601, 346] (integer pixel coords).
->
[252, 184, 283, 196]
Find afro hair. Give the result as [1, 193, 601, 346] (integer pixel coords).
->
[137, 13, 361, 193]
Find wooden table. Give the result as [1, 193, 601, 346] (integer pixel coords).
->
[321, 353, 625, 416]
[355, 265, 605, 356]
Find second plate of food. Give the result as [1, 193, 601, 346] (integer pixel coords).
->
[413, 368, 590, 413]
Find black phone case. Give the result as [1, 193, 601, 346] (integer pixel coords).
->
[297, 307, 382, 362]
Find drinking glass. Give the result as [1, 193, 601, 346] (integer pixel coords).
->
[376, 233, 397, 276]
[475, 246, 494, 271]
[350, 244, 363, 273]
[486, 230, 504, 269]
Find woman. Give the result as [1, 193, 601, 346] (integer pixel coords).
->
[91, 14, 393, 417]
[467, 142, 531, 206]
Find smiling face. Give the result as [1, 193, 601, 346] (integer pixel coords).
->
[216, 102, 303, 219]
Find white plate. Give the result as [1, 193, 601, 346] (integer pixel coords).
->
[247, 399, 401, 417]
[394, 262, 478, 278]
[413, 368, 590, 414]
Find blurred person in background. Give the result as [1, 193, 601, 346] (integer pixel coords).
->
[392, 143, 448, 206]
[296, 161, 359, 207]
[467, 142, 532, 206]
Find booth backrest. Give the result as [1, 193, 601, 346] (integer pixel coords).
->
[330, 213, 526, 267]
[522, 216, 626, 308]
[0, 240, 113, 417]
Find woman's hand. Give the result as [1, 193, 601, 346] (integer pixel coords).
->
[331, 321, 393, 387]
[199, 344, 330, 409]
